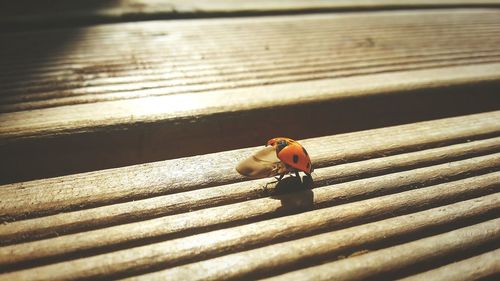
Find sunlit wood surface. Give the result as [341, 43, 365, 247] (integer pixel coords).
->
[0, 1, 499, 280]
[1, 8, 500, 184]
[1, 112, 499, 280]
[2, 0, 500, 28]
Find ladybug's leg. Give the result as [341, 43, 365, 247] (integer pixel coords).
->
[275, 174, 285, 181]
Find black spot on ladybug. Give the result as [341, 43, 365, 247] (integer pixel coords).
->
[293, 154, 299, 163]
[302, 147, 309, 156]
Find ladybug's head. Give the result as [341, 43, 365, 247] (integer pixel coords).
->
[275, 139, 288, 153]
[267, 137, 295, 146]
[266, 137, 291, 153]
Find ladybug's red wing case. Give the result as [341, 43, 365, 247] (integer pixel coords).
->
[267, 137, 313, 174]
[277, 144, 313, 174]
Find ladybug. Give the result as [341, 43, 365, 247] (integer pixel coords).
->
[266, 137, 313, 180]
[236, 137, 313, 181]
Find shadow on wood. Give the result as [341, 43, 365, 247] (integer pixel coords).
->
[271, 175, 314, 212]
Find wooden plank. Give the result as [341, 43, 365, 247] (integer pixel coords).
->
[0, 120, 497, 279]
[1, 115, 497, 277]
[0, 5, 498, 280]
[0, 66, 499, 184]
[1, 1, 499, 29]
[1, 137, 498, 246]
[1, 111, 498, 221]
[4, 193, 496, 280]
[399, 248, 500, 281]
[3, 64, 500, 141]
[260, 219, 500, 281]
[0, 161, 498, 268]
[2, 10, 500, 111]
[1, 10, 500, 183]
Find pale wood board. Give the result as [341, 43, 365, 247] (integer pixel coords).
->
[1, 111, 498, 221]
[7, 194, 493, 281]
[399, 248, 500, 281]
[2, 64, 500, 141]
[1, 137, 498, 246]
[0, 112, 498, 278]
[1, 162, 498, 267]
[1, 1, 500, 29]
[0, 64, 499, 183]
[260, 219, 500, 281]
[0, 4, 499, 279]
[2, 10, 500, 112]
[2, 9, 500, 184]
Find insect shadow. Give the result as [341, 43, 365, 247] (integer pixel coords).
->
[270, 175, 314, 212]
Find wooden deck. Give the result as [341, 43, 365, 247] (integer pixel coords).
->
[0, 1, 499, 280]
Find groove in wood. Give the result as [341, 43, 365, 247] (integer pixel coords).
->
[5, 193, 493, 281]
[1, 10, 500, 111]
[399, 248, 500, 281]
[1, 159, 499, 269]
[260, 218, 500, 281]
[0, 144, 498, 247]
[1, 111, 498, 221]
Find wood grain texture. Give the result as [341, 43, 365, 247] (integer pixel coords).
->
[1, 5, 499, 279]
[1, 1, 499, 29]
[401, 249, 500, 281]
[1, 136, 498, 246]
[1, 111, 498, 221]
[2, 10, 500, 112]
[1, 67, 499, 184]
[0, 112, 498, 279]
[1, 162, 498, 267]
[2, 189, 499, 280]
[2, 9, 500, 183]
[2, 64, 500, 141]
[261, 219, 500, 281]
[122, 200, 500, 281]
[399, 248, 500, 281]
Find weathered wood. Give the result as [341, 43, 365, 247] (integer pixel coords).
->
[5, 18, 499, 72]
[72, 195, 498, 280]
[266, 219, 500, 280]
[2, 10, 500, 110]
[1, 161, 498, 268]
[3, 65, 500, 142]
[399, 248, 500, 281]
[2, 182, 498, 279]
[3, 72, 497, 186]
[4, 31, 499, 78]
[0, 140, 498, 246]
[5, 49, 499, 109]
[1, 1, 499, 30]
[261, 219, 500, 281]
[0, 6, 498, 279]
[1, 112, 498, 221]
[3, 27, 500, 96]
[1, 9, 500, 183]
